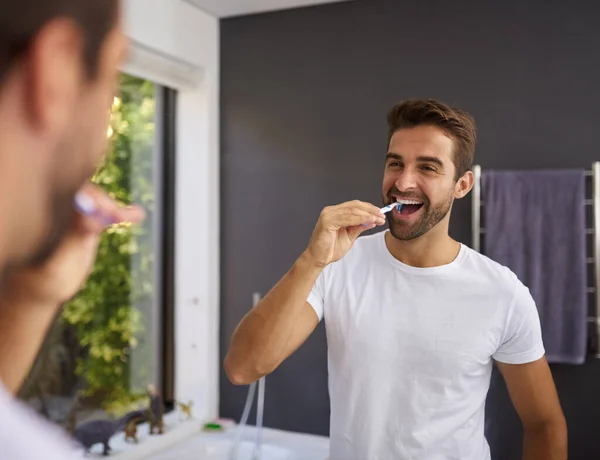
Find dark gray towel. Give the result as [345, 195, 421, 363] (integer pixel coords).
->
[482, 169, 587, 364]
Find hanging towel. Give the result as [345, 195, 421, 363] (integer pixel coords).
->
[482, 169, 587, 364]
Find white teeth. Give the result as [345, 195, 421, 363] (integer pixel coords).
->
[395, 199, 423, 205]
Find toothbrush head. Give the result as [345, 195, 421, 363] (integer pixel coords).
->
[74, 191, 119, 225]
[379, 203, 403, 214]
[74, 191, 96, 216]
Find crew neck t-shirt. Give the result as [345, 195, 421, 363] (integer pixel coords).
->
[307, 230, 545, 460]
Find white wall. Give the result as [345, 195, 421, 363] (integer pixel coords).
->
[122, 0, 220, 421]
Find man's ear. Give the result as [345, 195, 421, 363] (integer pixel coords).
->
[26, 19, 83, 134]
[454, 170, 474, 199]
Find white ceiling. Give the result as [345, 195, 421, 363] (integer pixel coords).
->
[184, 0, 353, 18]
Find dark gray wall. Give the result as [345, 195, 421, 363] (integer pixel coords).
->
[219, 1, 600, 458]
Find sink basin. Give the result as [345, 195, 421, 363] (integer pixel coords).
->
[145, 426, 329, 460]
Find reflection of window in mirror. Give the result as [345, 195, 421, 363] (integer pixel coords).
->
[17, 73, 176, 430]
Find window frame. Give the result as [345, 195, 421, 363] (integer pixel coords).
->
[159, 86, 177, 407]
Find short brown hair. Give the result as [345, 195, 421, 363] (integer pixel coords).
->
[0, 0, 119, 84]
[387, 99, 477, 180]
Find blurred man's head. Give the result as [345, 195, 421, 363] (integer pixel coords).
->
[0, 0, 127, 268]
[382, 99, 476, 241]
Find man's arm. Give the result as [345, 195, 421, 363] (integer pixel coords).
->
[224, 200, 386, 386]
[224, 252, 321, 385]
[497, 357, 567, 460]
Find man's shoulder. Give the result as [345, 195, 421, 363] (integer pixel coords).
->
[461, 245, 521, 293]
[322, 230, 384, 278]
[0, 383, 82, 459]
[336, 230, 384, 265]
[353, 230, 386, 250]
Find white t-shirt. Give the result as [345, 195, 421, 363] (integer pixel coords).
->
[307, 230, 545, 460]
[0, 382, 83, 459]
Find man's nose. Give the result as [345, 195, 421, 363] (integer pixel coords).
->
[394, 169, 418, 192]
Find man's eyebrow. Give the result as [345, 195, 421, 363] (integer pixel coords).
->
[385, 152, 402, 161]
[416, 156, 444, 167]
[385, 153, 444, 167]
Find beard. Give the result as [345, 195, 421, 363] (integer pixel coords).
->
[384, 188, 454, 241]
[6, 91, 109, 271]
[22, 119, 103, 268]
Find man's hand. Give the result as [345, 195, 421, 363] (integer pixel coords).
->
[1, 183, 145, 306]
[304, 200, 386, 268]
[0, 182, 145, 393]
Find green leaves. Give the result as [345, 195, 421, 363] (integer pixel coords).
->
[59, 73, 158, 415]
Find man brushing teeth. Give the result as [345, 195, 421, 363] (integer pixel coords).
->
[390, 197, 424, 219]
[225, 99, 567, 460]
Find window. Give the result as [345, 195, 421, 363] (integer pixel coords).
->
[18, 73, 176, 429]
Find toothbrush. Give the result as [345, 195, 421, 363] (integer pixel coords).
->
[379, 203, 403, 214]
[360, 202, 403, 226]
[74, 191, 97, 216]
[74, 191, 118, 225]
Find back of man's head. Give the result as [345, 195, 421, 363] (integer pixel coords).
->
[0, 0, 119, 84]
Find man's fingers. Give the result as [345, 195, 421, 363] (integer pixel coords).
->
[327, 205, 386, 226]
[338, 200, 385, 219]
[347, 222, 375, 240]
[113, 205, 146, 225]
[324, 211, 385, 229]
[74, 184, 146, 232]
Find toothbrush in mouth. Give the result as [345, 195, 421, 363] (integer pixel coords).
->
[379, 202, 403, 214]
[360, 202, 403, 227]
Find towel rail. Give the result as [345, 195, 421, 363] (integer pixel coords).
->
[592, 162, 600, 351]
[472, 162, 600, 358]
[471, 165, 482, 252]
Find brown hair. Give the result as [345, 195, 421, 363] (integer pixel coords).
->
[387, 99, 477, 180]
[0, 0, 119, 83]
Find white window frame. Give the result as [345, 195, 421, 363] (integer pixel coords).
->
[114, 3, 220, 457]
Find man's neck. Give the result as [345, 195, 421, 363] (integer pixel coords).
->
[384, 223, 461, 268]
[0, 85, 30, 271]
[0, 159, 16, 271]
[0, 199, 9, 271]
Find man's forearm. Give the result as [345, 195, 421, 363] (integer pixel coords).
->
[224, 251, 323, 384]
[523, 420, 567, 460]
[0, 300, 59, 394]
